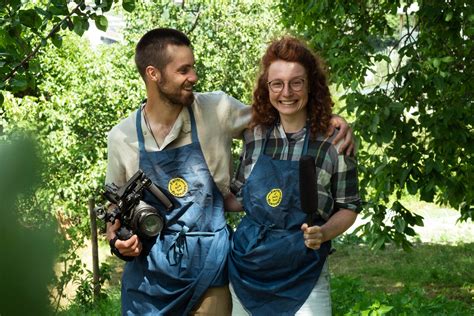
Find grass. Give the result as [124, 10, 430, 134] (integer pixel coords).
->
[56, 288, 121, 316]
[330, 242, 474, 315]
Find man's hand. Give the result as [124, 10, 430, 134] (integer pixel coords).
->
[107, 219, 143, 257]
[301, 223, 325, 250]
[329, 115, 356, 156]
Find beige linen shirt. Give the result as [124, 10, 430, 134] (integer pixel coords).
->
[105, 91, 250, 196]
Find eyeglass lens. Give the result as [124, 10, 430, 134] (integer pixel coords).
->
[269, 79, 304, 93]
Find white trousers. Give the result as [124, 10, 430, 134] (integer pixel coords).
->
[231, 260, 332, 316]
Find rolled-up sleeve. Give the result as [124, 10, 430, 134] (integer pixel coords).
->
[332, 154, 361, 213]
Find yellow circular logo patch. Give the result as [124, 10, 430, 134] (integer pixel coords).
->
[168, 178, 188, 197]
[266, 188, 282, 207]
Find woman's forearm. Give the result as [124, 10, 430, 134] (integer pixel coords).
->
[320, 209, 357, 243]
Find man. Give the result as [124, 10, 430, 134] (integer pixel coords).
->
[106, 28, 354, 315]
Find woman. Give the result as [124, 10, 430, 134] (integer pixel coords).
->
[227, 37, 361, 315]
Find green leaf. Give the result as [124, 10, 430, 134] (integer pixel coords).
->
[414, 215, 424, 227]
[101, 0, 113, 12]
[441, 56, 454, 63]
[95, 15, 108, 32]
[72, 16, 85, 36]
[425, 160, 433, 174]
[10, 78, 28, 92]
[19, 9, 42, 29]
[372, 236, 385, 250]
[420, 187, 435, 202]
[374, 162, 386, 175]
[48, 1, 69, 15]
[445, 12, 453, 22]
[406, 178, 418, 195]
[404, 227, 416, 236]
[394, 217, 406, 233]
[350, 80, 358, 91]
[51, 34, 63, 48]
[122, 0, 136, 12]
[28, 61, 41, 74]
[399, 166, 412, 186]
[383, 106, 390, 118]
[0, 92, 3, 107]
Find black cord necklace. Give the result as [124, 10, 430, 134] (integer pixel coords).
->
[143, 104, 160, 149]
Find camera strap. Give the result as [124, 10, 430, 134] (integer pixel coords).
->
[109, 236, 134, 262]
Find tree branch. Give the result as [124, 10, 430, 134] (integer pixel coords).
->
[187, 4, 201, 35]
[379, 17, 420, 94]
[2, 1, 85, 85]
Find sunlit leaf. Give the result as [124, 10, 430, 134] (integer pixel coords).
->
[95, 15, 108, 32]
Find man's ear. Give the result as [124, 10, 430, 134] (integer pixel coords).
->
[145, 66, 161, 82]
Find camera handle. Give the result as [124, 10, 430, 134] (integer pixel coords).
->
[95, 204, 134, 240]
[116, 225, 134, 240]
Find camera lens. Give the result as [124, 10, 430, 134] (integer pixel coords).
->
[139, 213, 164, 237]
[133, 201, 164, 237]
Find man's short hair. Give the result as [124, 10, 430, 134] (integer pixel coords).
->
[135, 28, 191, 81]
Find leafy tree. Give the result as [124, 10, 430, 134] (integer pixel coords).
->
[0, 0, 136, 108]
[279, 1, 473, 249]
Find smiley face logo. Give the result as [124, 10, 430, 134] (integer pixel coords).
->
[266, 188, 282, 207]
[168, 178, 188, 197]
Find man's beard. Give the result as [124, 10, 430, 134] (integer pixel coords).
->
[157, 78, 194, 108]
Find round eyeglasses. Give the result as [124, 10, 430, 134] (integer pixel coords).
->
[267, 78, 305, 93]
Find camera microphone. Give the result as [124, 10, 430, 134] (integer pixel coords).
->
[299, 155, 318, 226]
[148, 182, 173, 211]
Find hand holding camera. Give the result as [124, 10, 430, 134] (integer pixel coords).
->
[107, 219, 143, 258]
[96, 169, 175, 260]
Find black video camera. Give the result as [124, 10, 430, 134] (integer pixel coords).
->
[96, 169, 174, 240]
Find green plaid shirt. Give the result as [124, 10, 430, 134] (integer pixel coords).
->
[233, 123, 361, 220]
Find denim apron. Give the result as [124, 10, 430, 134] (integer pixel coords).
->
[121, 106, 229, 315]
[229, 127, 330, 315]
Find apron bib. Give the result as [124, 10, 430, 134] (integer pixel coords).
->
[229, 126, 329, 315]
[121, 106, 229, 315]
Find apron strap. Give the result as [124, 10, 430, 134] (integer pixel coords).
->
[187, 106, 199, 144]
[136, 104, 146, 154]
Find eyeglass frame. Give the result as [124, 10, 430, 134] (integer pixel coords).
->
[267, 78, 306, 93]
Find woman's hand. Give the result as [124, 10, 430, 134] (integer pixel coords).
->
[301, 209, 358, 250]
[301, 223, 325, 250]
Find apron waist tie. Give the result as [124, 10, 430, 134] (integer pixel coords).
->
[257, 223, 276, 242]
[245, 217, 288, 251]
[166, 226, 217, 267]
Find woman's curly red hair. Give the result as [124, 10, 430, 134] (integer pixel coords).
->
[251, 37, 333, 139]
